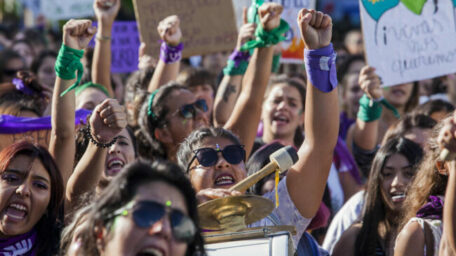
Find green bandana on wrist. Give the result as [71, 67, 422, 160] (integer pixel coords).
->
[240, 19, 289, 51]
[357, 94, 400, 122]
[223, 59, 249, 76]
[55, 44, 84, 97]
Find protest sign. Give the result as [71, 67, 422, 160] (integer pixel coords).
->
[41, 0, 93, 20]
[0, 110, 91, 152]
[360, 0, 456, 87]
[89, 21, 140, 74]
[132, 0, 238, 58]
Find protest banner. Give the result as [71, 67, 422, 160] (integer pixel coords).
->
[0, 110, 91, 152]
[360, 0, 456, 87]
[89, 21, 140, 74]
[132, 0, 238, 58]
[41, 0, 93, 20]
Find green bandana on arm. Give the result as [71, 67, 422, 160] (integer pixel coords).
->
[55, 44, 84, 97]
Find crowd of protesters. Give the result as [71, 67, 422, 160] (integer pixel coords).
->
[0, 0, 456, 255]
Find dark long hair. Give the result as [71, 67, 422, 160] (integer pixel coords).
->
[137, 82, 188, 160]
[79, 160, 205, 256]
[0, 141, 64, 255]
[354, 137, 423, 256]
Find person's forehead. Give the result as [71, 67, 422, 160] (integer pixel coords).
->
[166, 89, 196, 108]
[269, 84, 301, 100]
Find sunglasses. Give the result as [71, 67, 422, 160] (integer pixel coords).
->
[110, 200, 197, 243]
[187, 144, 246, 172]
[171, 99, 208, 119]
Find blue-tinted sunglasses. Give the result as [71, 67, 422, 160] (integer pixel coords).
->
[187, 144, 246, 172]
[171, 99, 208, 119]
[110, 200, 197, 243]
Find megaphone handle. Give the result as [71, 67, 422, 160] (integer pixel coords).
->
[229, 162, 277, 193]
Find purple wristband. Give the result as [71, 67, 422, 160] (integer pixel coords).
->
[160, 41, 183, 64]
[304, 43, 337, 93]
[12, 78, 35, 96]
[228, 50, 250, 68]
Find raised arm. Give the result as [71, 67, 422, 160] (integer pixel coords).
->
[50, 19, 96, 185]
[213, 15, 256, 127]
[347, 66, 383, 151]
[66, 99, 126, 208]
[224, 3, 283, 158]
[286, 9, 339, 218]
[438, 112, 456, 256]
[91, 0, 120, 97]
[147, 15, 182, 92]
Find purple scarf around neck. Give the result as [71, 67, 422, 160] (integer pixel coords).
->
[416, 195, 444, 220]
[0, 229, 37, 256]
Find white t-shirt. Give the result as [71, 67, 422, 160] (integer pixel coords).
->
[249, 176, 312, 248]
[322, 190, 365, 254]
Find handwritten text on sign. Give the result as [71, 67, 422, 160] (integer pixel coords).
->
[133, 0, 238, 58]
[89, 21, 140, 74]
[360, 0, 456, 87]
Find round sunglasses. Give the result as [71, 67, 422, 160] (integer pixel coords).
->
[171, 99, 208, 119]
[109, 200, 197, 243]
[186, 144, 246, 172]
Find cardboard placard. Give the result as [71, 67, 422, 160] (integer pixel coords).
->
[360, 0, 456, 87]
[41, 0, 94, 20]
[89, 21, 140, 73]
[132, 0, 238, 58]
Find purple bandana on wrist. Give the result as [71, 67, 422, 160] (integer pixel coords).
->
[304, 43, 337, 93]
[228, 50, 250, 68]
[416, 195, 444, 220]
[12, 78, 35, 96]
[0, 229, 37, 256]
[160, 41, 183, 64]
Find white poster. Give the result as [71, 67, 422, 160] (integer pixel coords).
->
[360, 0, 456, 87]
[41, 0, 94, 20]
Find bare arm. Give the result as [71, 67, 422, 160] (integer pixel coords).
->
[224, 3, 282, 159]
[440, 162, 456, 255]
[147, 15, 182, 92]
[394, 221, 425, 256]
[213, 75, 242, 127]
[91, 0, 120, 97]
[50, 19, 96, 186]
[66, 99, 126, 208]
[332, 223, 361, 256]
[286, 9, 339, 219]
[349, 66, 383, 151]
[437, 112, 456, 255]
[213, 21, 255, 127]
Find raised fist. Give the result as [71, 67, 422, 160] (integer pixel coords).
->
[236, 23, 256, 51]
[90, 99, 127, 144]
[438, 112, 456, 162]
[157, 15, 182, 46]
[258, 3, 283, 31]
[93, 0, 120, 25]
[297, 9, 332, 50]
[63, 19, 97, 50]
[359, 66, 383, 100]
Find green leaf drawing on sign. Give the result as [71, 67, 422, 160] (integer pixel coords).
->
[401, 0, 427, 15]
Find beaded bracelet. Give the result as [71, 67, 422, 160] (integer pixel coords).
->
[83, 122, 117, 148]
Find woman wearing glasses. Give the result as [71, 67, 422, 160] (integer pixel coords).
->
[177, 7, 339, 246]
[69, 160, 205, 256]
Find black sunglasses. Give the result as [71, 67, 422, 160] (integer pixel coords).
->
[187, 144, 246, 172]
[171, 99, 208, 119]
[109, 200, 196, 243]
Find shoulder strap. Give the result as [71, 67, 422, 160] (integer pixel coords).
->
[423, 220, 435, 256]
